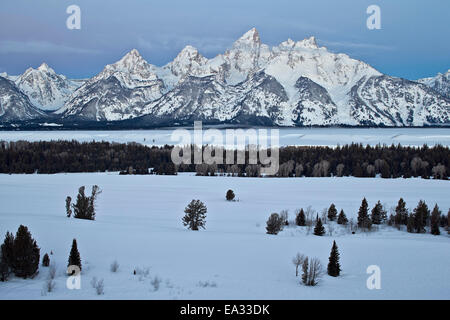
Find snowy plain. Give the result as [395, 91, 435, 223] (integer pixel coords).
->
[0, 172, 449, 300]
[0, 127, 449, 147]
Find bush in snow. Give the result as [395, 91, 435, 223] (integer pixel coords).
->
[150, 276, 162, 291]
[95, 278, 104, 295]
[182, 200, 207, 231]
[110, 260, 119, 273]
[44, 278, 56, 293]
[226, 189, 235, 201]
[72, 185, 102, 220]
[42, 253, 50, 267]
[266, 213, 283, 235]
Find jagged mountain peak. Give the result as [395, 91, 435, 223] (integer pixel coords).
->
[232, 28, 261, 49]
[37, 62, 51, 72]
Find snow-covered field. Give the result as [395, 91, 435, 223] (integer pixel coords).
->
[0, 173, 449, 299]
[0, 127, 449, 147]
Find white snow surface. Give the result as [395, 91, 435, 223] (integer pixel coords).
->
[0, 128, 449, 147]
[0, 173, 449, 299]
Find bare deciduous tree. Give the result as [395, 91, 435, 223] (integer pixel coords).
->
[292, 253, 306, 277]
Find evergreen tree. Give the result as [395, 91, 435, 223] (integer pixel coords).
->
[182, 200, 207, 231]
[430, 204, 441, 235]
[0, 232, 14, 281]
[371, 201, 384, 225]
[266, 213, 283, 235]
[337, 209, 348, 225]
[226, 189, 235, 201]
[295, 209, 306, 226]
[314, 218, 325, 236]
[42, 253, 50, 267]
[395, 198, 409, 226]
[327, 204, 337, 221]
[357, 198, 371, 229]
[65, 196, 72, 218]
[72, 186, 89, 219]
[413, 200, 429, 233]
[406, 214, 415, 233]
[327, 241, 341, 277]
[68, 239, 82, 273]
[12, 225, 40, 278]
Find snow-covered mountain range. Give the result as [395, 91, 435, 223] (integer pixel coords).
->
[1, 28, 449, 126]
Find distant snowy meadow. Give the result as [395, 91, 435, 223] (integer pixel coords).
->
[0, 127, 449, 147]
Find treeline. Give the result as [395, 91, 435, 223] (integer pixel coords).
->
[0, 141, 448, 179]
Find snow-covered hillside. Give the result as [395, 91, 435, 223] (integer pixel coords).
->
[15, 63, 81, 111]
[418, 70, 450, 99]
[0, 173, 449, 299]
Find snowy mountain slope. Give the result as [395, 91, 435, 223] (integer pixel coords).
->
[418, 70, 450, 99]
[1, 28, 449, 126]
[349, 75, 450, 126]
[14, 63, 81, 111]
[0, 76, 46, 122]
[57, 49, 165, 121]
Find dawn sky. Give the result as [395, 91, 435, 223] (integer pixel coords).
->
[0, 0, 448, 80]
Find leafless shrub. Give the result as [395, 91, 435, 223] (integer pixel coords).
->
[301, 257, 323, 286]
[197, 280, 217, 288]
[292, 253, 306, 277]
[44, 278, 56, 292]
[150, 276, 162, 291]
[48, 265, 57, 280]
[94, 278, 104, 295]
[110, 260, 119, 273]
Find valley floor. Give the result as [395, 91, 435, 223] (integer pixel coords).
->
[0, 173, 449, 299]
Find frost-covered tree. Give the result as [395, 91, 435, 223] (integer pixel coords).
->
[292, 253, 306, 277]
[182, 200, 207, 231]
[327, 241, 341, 277]
[65, 196, 72, 218]
[72, 185, 101, 220]
[302, 257, 322, 286]
[327, 204, 337, 221]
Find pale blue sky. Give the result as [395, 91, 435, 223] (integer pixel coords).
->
[0, 0, 448, 79]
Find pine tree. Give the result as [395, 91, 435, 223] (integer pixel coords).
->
[357, 198, 371, 229]
[226, 189, 235, 201]
[371, 201, 383, 225]
[0, 232, 15, 281]
[72, 186, 89, 219]
[430, 204, 441, 235]
[327, 204, 338, 221]
[395, 198, 408, 226]
[337, 209, 348, 225]
[314, 218, 325, 236]
[406, 214, 415, 233]
[327, 241, 341, 277]
[12, 225, 40, 278]
[413, 200, 429, 233]
[68, 239, 82, 273]
[295, 209, 306, 226]
[42, 253, 50, 267]
[182, 200, 207, 231]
